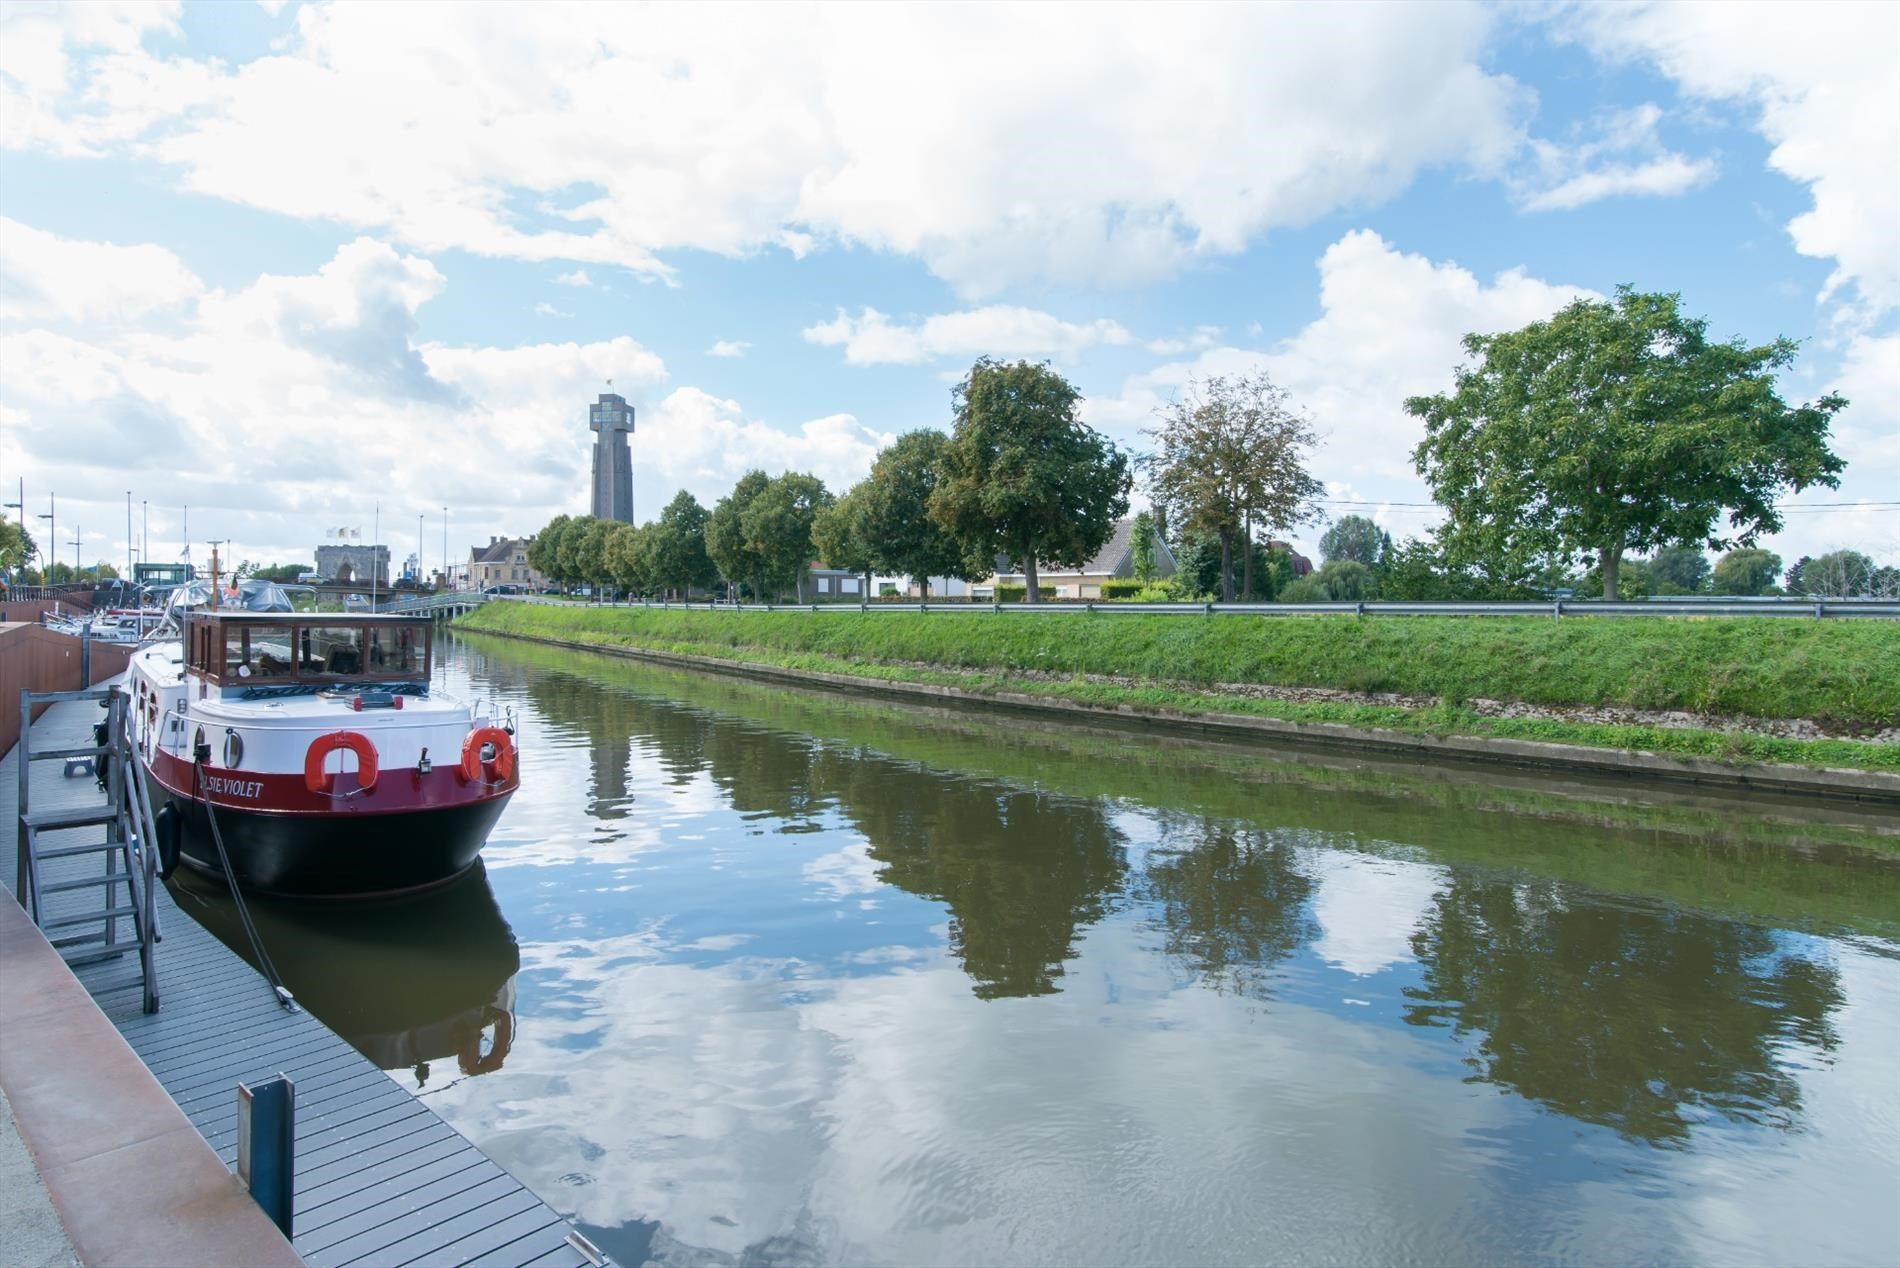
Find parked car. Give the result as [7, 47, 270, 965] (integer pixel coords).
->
[482, 584, 520, 596]
[343, 593, 372, 612]
[296, 571, 322, 584]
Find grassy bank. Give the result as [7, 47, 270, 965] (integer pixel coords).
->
[456, 603, 1900, 770]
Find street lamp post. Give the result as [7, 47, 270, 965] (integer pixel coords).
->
[37, 493, 54, 586]
[126, 491, 133, 590]
[442, 507, 448, 591]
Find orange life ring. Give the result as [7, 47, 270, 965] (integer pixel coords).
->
[304, 730, 380, 794]
[460, 726, 515, 783]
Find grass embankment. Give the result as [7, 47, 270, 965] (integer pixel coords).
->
[456, 604, 1900, 771]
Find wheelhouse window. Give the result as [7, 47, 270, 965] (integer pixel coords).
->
[222, 625, 297, 680]
[188, 616, 432, 686]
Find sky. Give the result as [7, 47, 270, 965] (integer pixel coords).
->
[1, 0, 1895, 578]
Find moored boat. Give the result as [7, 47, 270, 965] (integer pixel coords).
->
[124, 591, 519, 897]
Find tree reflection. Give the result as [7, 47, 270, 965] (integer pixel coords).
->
[522, 666, 1129, 998]
[1140, 818, 1318, 999]
[838, 755, 1128, 999]
[1404, 875, 1844, 1144]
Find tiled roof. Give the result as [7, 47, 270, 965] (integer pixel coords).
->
[997, 517, 1176, 580]
[471, 538, 525, 564]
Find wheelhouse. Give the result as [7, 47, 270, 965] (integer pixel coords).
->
[182, 611, 433, 689]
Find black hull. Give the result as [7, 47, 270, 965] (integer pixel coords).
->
[168, 793, 512, 897]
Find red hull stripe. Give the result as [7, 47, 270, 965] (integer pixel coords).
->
[146, 747, 516, 817]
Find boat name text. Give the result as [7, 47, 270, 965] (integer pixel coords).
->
[203, 775, 264, 799]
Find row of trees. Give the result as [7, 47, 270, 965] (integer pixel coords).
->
[520, 286, 1870, 605]
[530, 358, 1137, 603]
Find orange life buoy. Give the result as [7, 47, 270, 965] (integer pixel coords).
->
[460, 726, 515, 783]
[304, 730, 379, 794]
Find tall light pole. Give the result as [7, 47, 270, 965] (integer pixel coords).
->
[140, 500, 147, 578]
[70, 524, 81, 576]
[442, 506, 448, 590]
[418, 513, 424, 587]
[126, 491, 133, 590]
[37, 492, 54, 585]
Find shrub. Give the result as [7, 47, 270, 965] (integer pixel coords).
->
[1101, 580, 1146, 600]
[995, 584, 1055, 603]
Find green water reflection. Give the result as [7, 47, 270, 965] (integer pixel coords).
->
[188, 633, 1900, 1266]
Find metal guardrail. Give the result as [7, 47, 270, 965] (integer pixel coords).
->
[375, 591, 490, 615]
[480, 594, 1899, 619]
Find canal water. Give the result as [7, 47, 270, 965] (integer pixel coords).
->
[172, 633, 1900, 1267]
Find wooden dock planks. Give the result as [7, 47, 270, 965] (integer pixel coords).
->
[4, 698, 594, 1268]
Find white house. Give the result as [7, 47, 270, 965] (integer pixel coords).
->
[975, 517, 1176, 600]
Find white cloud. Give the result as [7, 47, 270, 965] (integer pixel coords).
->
[640, 388, 890, 502]
[804, 305, 1135, 366]
[1514, 103, 1716, 212]
[1565, 1, 1900, 313]
[706, 339, 750, 359]
[552, 269, 591, 287]
[0, 216, 203, 322]
[1089, 230, 1596, 477]
[7, 3, 1527, 293]
[533, 301, 571, 318]
[0, 229, 875, 567]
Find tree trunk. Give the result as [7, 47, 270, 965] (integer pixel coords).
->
[1024, 547, 1040, 604]
[1219, 529, 1234, 603]
[1600, 544, 1622, 601]
[1241, 513, 1254, 601]
[864, 569, 872, 601]
[919, 576, 931, 599]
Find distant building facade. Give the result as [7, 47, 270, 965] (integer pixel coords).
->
[977, 516, 1177, 600]
[315, 544, 390, 587]
[470, 537, 547, 592]
[589, 392, 635, 523]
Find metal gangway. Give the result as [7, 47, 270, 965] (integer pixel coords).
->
[13, 685, 161, 1014]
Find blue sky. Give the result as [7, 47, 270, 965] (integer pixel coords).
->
[1, 1, 1894, 576]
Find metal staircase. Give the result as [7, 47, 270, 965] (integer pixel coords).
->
[15, 686, 161, 1013]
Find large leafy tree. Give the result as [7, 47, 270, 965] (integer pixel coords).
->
[811, 484, 875, 599]
[1318, 514, 1389, 568]
[604, 521, 653, 594]
[931, 358, 1130, 604]
[568, 517, 616, 593]
[861, 429, 977, 596]
[1710, 547, 1782, 596]
[741, 472, 832, 602]
[647, 490, 717, 599]
[527, 514, 575, 586]
[1792, 549, 1874, 597]
[1647, 545, 1710, 593]
[1142, 373, 1322, 602]
[1408, 287, 1847, 600]
[705, 470, 771, 599]
[2, 520, 38, 575]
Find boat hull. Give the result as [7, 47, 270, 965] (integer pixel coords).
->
[164, 788, 512, 897]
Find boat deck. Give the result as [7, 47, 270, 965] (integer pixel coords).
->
[4, 698, 596, 1268]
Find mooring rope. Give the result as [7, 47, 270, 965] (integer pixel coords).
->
[192, 756, 298, 1013]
